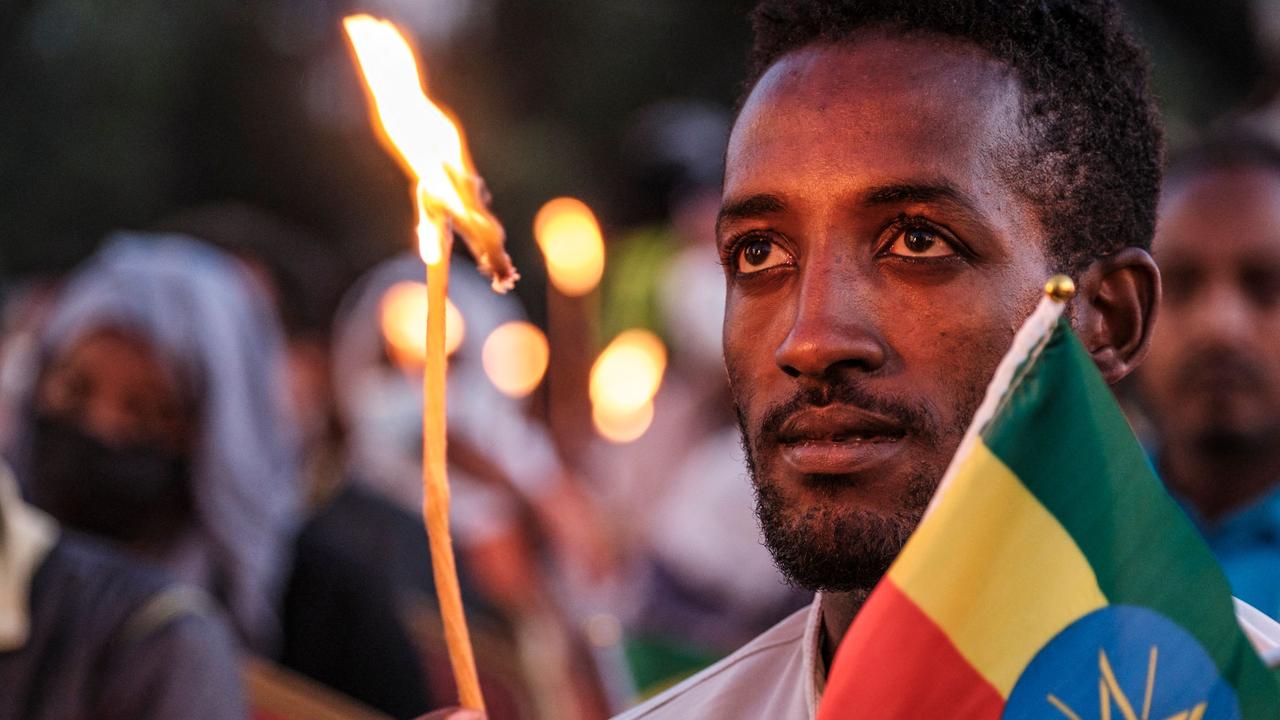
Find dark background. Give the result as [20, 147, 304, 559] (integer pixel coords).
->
[0, 0, 1271, 324]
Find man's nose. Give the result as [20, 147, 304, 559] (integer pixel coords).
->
[1191, 280, 1252, 347]
[774, 266, 887, 379]
[83, 396, 138, 447]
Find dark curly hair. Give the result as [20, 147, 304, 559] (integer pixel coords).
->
[744, 0, 1163, 271]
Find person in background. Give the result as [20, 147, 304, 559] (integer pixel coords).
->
[332, 252, 613, 718]
[0, 460, 245, 720]
[16, 233, 298, 654]
[8, 233, 431, 717]
[1136, 129, 1280, 618]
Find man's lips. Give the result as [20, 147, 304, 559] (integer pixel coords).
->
[775, 405, 907, 475]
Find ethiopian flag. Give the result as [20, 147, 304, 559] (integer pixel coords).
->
[818, 284, 1280, 720]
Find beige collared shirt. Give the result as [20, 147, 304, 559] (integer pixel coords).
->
[614, 593, 1280, 719]
[613, 595, 825, 720]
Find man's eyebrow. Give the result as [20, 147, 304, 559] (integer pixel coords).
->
[862, 182, 979, 212]
[863, 181, 997, 229]
[716, 194, 786, 233]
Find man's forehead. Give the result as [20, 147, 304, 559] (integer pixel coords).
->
[725, 33, 1023, 194]
[1158, 166, 1280, 258]
[746, 32, 1016, 106]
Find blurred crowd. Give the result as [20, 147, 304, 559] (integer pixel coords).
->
[0, 94, 812, 719]
[6, 2, 1280, 720]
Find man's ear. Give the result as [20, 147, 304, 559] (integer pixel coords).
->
[1072, 247, 1161, 384]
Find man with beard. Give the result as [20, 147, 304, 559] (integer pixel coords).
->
[1137, 131, 1280, 619]
[614, 0, 1165, 717]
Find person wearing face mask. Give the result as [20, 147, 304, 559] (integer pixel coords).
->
[15, 234, 298, 654]
[8, 234, 432, 718]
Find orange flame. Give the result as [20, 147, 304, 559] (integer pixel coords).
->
[344, 15, 515, 288]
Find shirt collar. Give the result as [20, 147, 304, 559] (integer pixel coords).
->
[802, 593, 827, 718]
[0, 466, 58, 652]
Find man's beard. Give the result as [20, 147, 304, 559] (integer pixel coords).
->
[737, 379, 976, 594]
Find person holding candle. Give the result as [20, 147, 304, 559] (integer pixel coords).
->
[612, 0, 1276, 717]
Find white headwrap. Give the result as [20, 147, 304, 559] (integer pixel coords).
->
[32, 233, 301, 652]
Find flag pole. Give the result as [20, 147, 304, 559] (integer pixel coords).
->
[923, 274, 1076, 517]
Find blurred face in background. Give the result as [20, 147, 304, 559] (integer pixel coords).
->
[1140, 166, 1280, 453]
[719, 36, 1050, 593]
[31, 328, 194, 543]
[37, 328, 192, 452]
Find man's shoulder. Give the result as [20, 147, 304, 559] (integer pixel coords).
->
[613, 605, 814, 720]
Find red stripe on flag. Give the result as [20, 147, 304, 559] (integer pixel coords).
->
[818, 580, 1005, 720]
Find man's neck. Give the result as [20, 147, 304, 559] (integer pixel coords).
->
[819, 589, 870, 670]
[1165, 437, 1280, 524]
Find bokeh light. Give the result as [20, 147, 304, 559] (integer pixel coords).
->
[590, 329, 667, 442]
[482, 321, 550, 398]
[592, 399, 656, 445]
[534, 197, 606, 297]
[379, 280, 465, 369]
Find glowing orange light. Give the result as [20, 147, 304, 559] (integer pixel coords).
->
[590, 329, 667, 414]
[534, 197, 606, 296]
[593, 399, 655, 444]
[345, 14, 494, 710]
[344, 15, 513, 287]
[380, 281, 465, 369]
[482, 321, 549, 398]
[590, 329, 666, 442]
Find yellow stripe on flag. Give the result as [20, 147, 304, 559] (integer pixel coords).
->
[888, 439, 1107, 697]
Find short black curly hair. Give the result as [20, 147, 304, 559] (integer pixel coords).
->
[744, 0, 1163, 271]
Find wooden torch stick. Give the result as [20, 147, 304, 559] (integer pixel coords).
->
[423, 245, 485, 711]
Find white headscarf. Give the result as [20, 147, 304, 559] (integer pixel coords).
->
[31, 233, 301, 652]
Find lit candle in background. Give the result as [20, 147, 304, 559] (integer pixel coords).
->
[535, 197, 606, 297]
[589, 329, 667, 443]
[345, 14, 514, 711]
[535, 197, 606, 463]
[380, 281, 465, 370]
[482, 321, 550, 398]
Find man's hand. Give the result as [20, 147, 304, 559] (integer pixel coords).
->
[416, 709, 485, 720]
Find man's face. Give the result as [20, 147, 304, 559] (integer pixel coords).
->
[721, 35, 1052, 592]
[1139, 166, 1280, 452]
[37, 328, 192, 453]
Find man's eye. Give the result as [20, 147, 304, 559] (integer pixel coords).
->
[734, 237, 793, 274]
[885, 228, 956, 258]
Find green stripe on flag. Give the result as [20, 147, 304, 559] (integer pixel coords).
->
[982, 318, 1278, 718]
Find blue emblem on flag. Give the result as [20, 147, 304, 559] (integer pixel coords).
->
[1003, 606, 1240, 719]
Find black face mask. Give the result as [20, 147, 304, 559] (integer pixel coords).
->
[28, 414, 193, 545]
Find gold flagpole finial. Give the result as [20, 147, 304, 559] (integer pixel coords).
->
[1044, 274, 1076, 302]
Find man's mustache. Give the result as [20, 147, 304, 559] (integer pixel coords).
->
[755, 379, 941, 442]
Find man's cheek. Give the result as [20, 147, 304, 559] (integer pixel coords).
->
[901, 320, 1007, 423]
